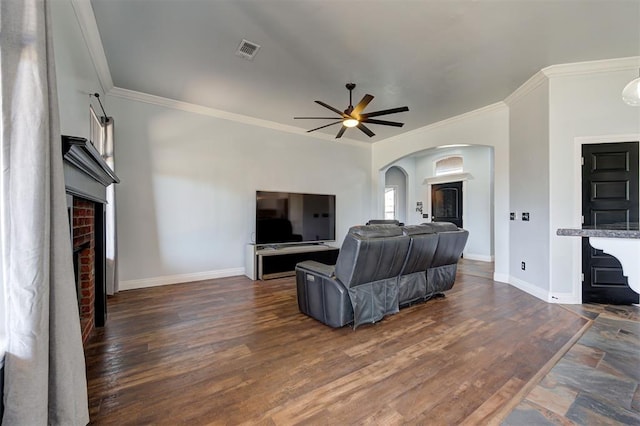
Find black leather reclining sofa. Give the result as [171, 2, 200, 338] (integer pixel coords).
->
[295, 222, 469, 328]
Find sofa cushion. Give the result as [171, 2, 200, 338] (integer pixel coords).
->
[336, 231, 409, 286]
[366, 219, 401, 226]
[421, 222, 459, 232]
[348, 224, 403, 238]
[401, 224, 435, 236]
[430, 230, 469, 267]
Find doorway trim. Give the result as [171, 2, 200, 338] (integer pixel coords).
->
[423, 173, 472, 232]
[571, 134, 640, 304]
[423, 172, 473, 186]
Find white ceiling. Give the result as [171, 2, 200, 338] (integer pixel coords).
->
[90, 0, 640, 143]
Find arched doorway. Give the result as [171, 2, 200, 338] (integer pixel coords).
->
[384, 166, 408, 224]
[380, 145, 494, 262]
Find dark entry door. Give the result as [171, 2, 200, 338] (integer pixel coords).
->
[582, 141, 639, 304]
[432, 181, 463, 228]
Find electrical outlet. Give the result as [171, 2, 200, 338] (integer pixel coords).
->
[522, 212, 530, 221]
[423, 214, 428, 219]
[521, 261, 526, 270]
[510, 212, 515, 221]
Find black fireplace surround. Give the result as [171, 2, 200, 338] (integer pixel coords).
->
[62, 135, 118, 332]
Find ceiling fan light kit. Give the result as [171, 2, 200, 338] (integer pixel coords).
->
[294, 83, 409, 139]
[343, 118, 359, 128]
[622, 69, 640, 106]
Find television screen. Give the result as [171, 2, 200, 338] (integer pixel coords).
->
[256, 191, 336, 245]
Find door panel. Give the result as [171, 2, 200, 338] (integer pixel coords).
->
[582, 141, 639, 304]
[431, 181, 462, 228]
[592, 180, 628, 200]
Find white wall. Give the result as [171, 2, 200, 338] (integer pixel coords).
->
[548, 66, 640, 302]
[51, 0, 106, 139]
[108, 95, 372, 287]
[412, 145, 494, 261]
[508, 79, 551, 299]
[372, 105, 510, 282]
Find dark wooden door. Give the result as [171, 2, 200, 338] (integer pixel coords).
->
[431, 181, 463, 228]
[582, 141, 639, 304]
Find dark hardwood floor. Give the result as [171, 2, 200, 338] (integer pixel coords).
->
[86, 260, 588, 425]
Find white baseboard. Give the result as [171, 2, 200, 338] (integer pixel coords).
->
[463, 253, 494, 262]
[493, 272, 510, 284]
[120, 267, 245, 291]
[509, 276, 549, 302]
[548, 292, 581, 304]
[496, 276, 580, 304]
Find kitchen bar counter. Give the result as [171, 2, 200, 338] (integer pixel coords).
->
[557, 224, 640, 239]
[557, 224, 640, 295]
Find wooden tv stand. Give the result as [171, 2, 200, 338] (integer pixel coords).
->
[245, 243, 339, 280]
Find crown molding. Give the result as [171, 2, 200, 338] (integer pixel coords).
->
[108, 87, 371, 148]
[504, 56, 640, 106]
[70, 0, 113, 92]
[503, 71, 548, 106]
[542, 56, 640, 78]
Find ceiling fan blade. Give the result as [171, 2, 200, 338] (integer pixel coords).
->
[351, 94, 374, 117]
[357, 122, 375, 137]
[315, 100, 348, 117]
[362, 118, 405, 127]
[294, 117, 344, 120]
[306, 121, 343, 133]
[335, 126, 347, 139]
[361, 106, 409, 118]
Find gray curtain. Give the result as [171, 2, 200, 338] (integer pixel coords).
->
[1, 0, 90, 424]
[103, 118, 118, 294]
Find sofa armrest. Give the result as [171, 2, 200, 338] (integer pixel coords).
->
[295, 266, 353, 328]
[296, 260, 335, 278]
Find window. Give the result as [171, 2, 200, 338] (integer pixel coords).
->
[89, 105, 106, 156]
[435, 156, 463, 176]
[384, 186, 397, 219]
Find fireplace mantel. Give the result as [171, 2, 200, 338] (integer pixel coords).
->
[62, 135, 119, 203]
[62, 135, 119, 340]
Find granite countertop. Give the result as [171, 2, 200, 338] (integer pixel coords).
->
[557, 223, 640, 239]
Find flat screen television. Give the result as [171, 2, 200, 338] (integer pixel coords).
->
[256, 191, 336, 245]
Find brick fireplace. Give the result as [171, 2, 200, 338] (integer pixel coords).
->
[62, 135, 118, 344]
[72, 198, 96, 343]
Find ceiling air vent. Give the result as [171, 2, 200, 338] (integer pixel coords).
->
[235, 39, 261, 60]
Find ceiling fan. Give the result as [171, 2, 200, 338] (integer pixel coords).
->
[294, 83, 409, 139]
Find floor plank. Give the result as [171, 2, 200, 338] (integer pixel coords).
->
[86, 261, 587, 425]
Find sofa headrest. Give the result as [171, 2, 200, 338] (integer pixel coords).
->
[401, 224, 435, 236]
[366, 219, 400, 226]
[421, 222, 459, 232]
[348, 224, 403, 238]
